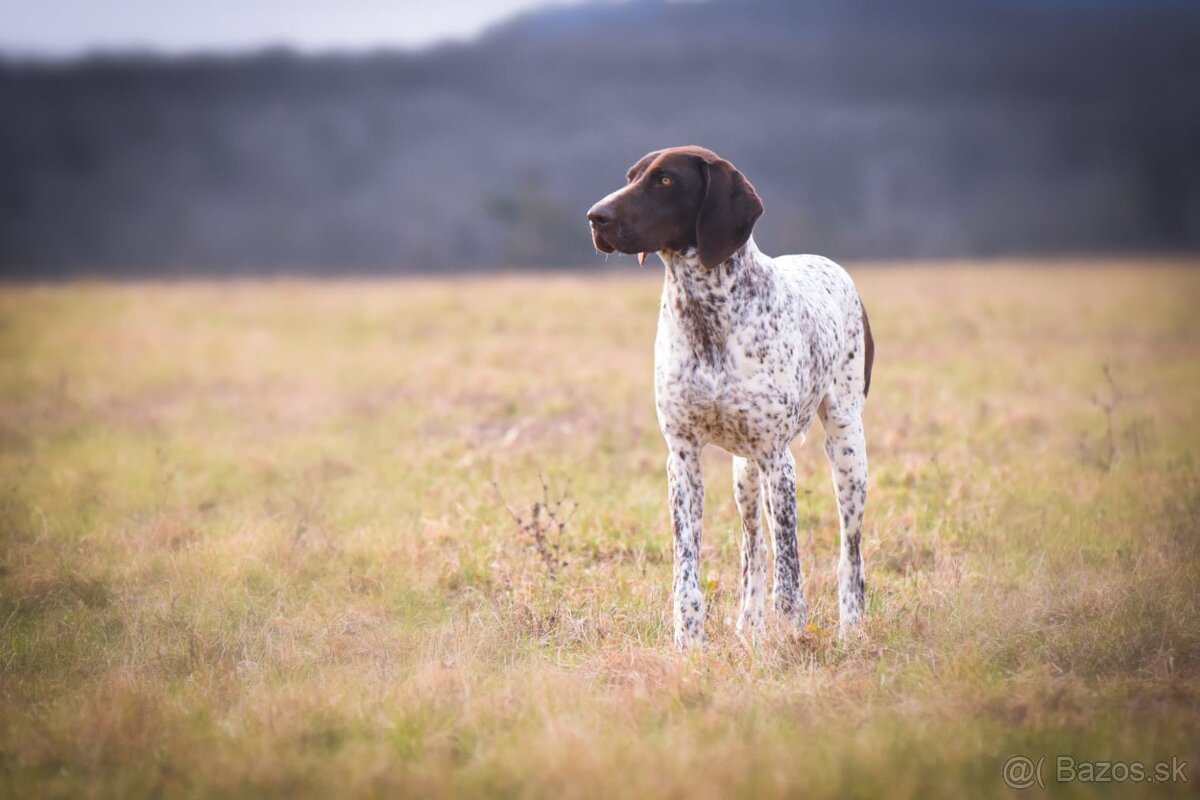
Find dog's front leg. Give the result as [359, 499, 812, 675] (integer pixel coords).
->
[821, 404, 868, 636]
[666, 441, 705, 651]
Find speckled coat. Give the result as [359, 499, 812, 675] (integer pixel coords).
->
[653, 236, 871, 649]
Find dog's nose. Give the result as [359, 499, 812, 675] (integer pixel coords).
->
[587, 204, 613, 226]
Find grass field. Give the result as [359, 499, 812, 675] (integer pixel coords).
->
[2, 261, 1199, 798]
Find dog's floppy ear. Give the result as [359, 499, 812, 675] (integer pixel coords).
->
[695, 156, 763, 269]
[626, 149, 663, 183]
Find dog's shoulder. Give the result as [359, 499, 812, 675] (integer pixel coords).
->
[763, 252, 859, 314]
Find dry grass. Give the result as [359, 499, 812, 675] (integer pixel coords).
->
[1, 260, 1199, 798]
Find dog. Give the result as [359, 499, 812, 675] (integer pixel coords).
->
[587, 146, 874, 650]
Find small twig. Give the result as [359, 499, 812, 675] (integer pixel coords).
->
[1091, 364, 1119, 470]
[1086, 362, 1143, 472]
[492, 475, 577, 579]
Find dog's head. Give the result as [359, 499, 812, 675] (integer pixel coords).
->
[587, 146, 763, 269]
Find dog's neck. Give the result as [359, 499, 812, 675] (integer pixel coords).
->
[659, 235, 762, 286]
[658, 236, 766, 363]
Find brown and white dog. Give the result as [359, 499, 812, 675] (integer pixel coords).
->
[588, 146, 874, 649]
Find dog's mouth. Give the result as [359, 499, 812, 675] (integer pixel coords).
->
[591, 225, 616, 255]
[591, 225, 649, 265]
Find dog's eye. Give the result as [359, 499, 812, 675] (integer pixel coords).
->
[658, 175, 673, 187]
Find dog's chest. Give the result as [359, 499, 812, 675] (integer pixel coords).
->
[653, 260, 837, 455]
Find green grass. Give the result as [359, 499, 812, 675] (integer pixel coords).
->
[1, 261, 1199, 798]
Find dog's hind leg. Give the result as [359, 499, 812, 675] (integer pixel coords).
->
[762, 447, 806, 631]
[733, 455, 767, 645]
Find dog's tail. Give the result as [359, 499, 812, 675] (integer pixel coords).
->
[860, 297, 875, 398]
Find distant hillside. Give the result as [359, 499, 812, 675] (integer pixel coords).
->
[2, 0, 1198, 276]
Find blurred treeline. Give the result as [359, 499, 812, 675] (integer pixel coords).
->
[1, 0, 1198, 276]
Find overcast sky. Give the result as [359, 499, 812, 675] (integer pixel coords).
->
[0, 0, 590, 57]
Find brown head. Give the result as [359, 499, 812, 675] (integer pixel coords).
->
[586, 146, 764, 269]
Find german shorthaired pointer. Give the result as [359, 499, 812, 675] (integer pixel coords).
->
[587, 146, 874, 650]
